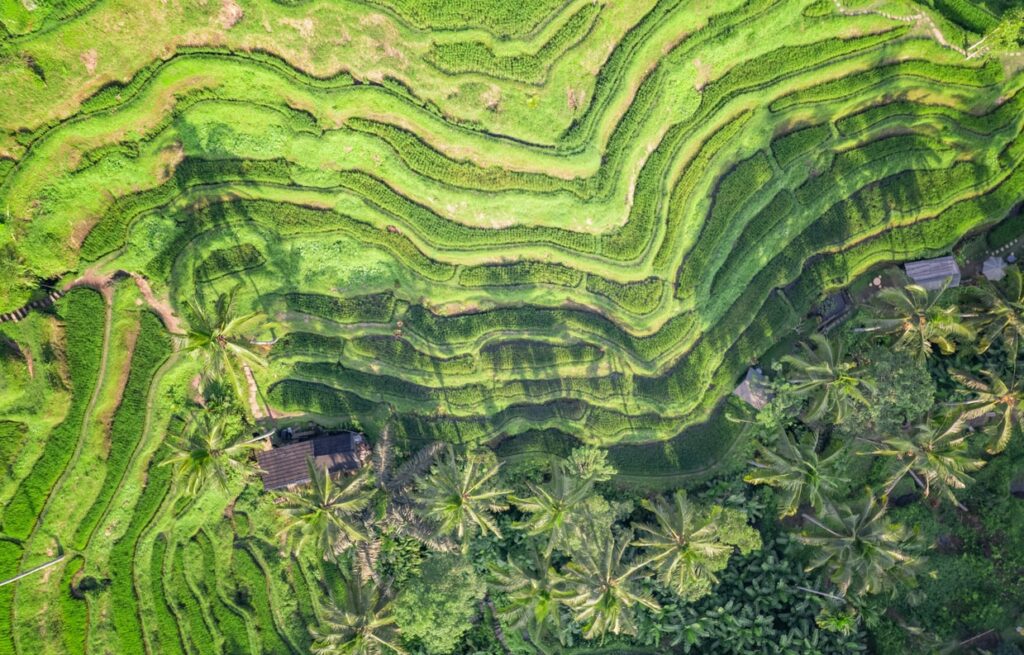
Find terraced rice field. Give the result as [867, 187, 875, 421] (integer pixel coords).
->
[0, 0, 1023, 651]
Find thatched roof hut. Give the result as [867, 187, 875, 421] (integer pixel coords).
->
[257, 431, 368, 491]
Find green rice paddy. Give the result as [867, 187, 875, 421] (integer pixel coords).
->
[0, 0, 1022, 651]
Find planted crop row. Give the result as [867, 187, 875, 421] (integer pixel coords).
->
[169, 545, 216, 655]
[146, 535, 186, 655]
[229, 543, 296, 654]
[195, 244, 266, 282]
[459, 261, 583, 288]
[268, 380, 377, 419]
[73, 312, 171, 549]
[271, 332, 346, 360]
[187, 532, 251, 654]
[425, 3, 601, 84]
[281, 292, 396, 324]
[107, 446, 172, 655]
[771, 57, 1001, 112]
[59, 557, 87, 655]
[0, 540, 23, 655]
[584, 275, 665, 315]
[2, 289, 105, 539]
[771, 123, 831, 166]
[675, 151, 775, 299]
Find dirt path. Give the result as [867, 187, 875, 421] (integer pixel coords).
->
[68, 269, 184, 335]
[129, 274, 184, 335]
[243, 364, 267, 420]
[832, 0, 1022, 60]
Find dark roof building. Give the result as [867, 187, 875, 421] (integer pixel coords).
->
[904, 256, 961, 290]
[257, 431, 368, 491]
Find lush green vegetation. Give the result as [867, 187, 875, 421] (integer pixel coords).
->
[2, 0, 1024, 653]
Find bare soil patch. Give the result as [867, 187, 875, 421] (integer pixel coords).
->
[280, 17, 315, 39]
[80, 49, 98, 74]
[218, 0, 243, 29]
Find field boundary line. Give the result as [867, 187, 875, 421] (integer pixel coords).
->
[18, 284, 113, 552]
[0, 554, 66, 588]
[83, 352, 179, 551]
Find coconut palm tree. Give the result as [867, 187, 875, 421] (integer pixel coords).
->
[780, 333, 873, 423]
[489, 552, 566, 644]
[558, 525, 660, 640]
[310, 566, 405, 655]
[276, 460, 374, 560]
[950, 368, 1024, 454]
[161, 411, 260, 495]
[181, 286, 266, 403]
[970, 265, 1024, 358]
[861, 282, 973, 361]
[632, 491, 760, 601]
[414, 446, 509, 550]
[800, 493, 924, 599]
[511, 464, 591, 557]
[864, 417, 985, 510]
[354, 430, 451, 580]
[744, 429, 849, 518]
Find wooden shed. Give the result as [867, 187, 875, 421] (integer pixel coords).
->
[904, 256, 961, 290]
[257, 431, 368, 491]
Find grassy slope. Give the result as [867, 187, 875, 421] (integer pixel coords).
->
[1, 1, 1023, 651]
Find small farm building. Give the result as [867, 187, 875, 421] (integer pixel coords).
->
[257, 431, 368, 491]
[904, 256, 961, 290]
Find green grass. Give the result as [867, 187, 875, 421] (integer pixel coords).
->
[1, 289, 105, 539]
[0, 0, 1023, 650]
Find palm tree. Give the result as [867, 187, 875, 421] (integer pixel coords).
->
[950, 368, 1024, 454]
[865, 417, 985, 510]
[181, 286, 266, 403]
[414, 446, 509, 550]
[161, 411, 260, 495]
[970, 265, 1024, 358]
[277, 460, 374, 560]
[799, 493, 924, 599]
[310, 566, 405, 655]
[511, 464, 591, 557]
[862, 282, 973, 361]
[744, 429, 849, 518]
[558, 525, 660, 640]
[780, 333, 873, 423]
[489, 552, 566, 644]
[632, 491, 760, 601]
[353, 431, 451, 581]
